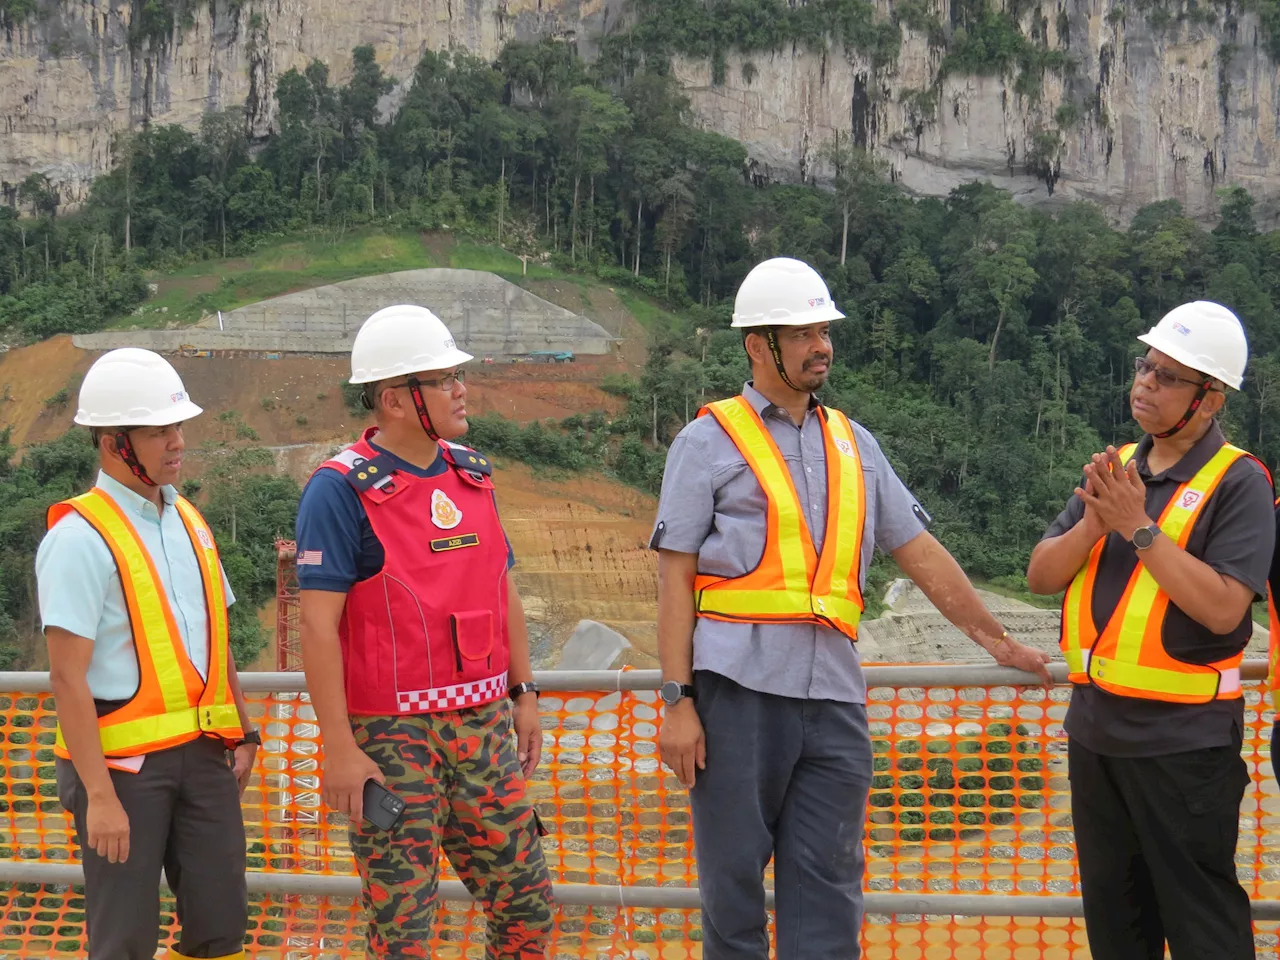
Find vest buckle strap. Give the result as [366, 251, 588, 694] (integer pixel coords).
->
[395, 672, 509, 713]
[1219, 667, 1241, 694]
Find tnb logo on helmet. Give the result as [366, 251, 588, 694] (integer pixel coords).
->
[808, 297, 826, 308]
[1180, 489, 1203, 510]
[170, 391, 187, 403]
[1172, 321, 1192, 336]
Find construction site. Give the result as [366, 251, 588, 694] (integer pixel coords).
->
[3, 265, 1279, 960]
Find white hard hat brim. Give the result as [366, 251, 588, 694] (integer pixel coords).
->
[349, 347, 475, 384]
[73, 398, 205, 428]
[1136, 331, 1243, 390]
[731, 304, 846, 328]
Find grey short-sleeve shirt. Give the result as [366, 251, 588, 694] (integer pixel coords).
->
[649, 383, 930, 704]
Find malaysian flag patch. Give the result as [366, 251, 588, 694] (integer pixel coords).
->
[296, 549, 324, 566]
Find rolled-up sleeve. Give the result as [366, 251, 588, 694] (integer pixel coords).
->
[36, 518, 112, 641]
[649, 430, 715, 554]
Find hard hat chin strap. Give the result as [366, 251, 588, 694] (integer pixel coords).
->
[1152, 381, 1212, 439]
[406, 376, 441, 442]
[764, 328, 804, 393]
[113, 430, 157, 487]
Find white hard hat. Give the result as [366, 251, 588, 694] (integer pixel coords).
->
[74, 348, 203, 428]
[731, 257, 846, 328]
[1136, 300, 1248, 390]
[349, 304, 474, 384]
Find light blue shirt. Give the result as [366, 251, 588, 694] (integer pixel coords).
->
[35, 471, 236, 701]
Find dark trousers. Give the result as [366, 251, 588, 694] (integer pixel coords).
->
[56, 736, 248, 960]
[1068, 736, 1254, 960]
[689, 670, 874, 960]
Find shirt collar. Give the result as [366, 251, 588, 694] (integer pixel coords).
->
[95, 469, 178, 520]
[742, 382, 821, 420]
[1133, 420, 1226, 483]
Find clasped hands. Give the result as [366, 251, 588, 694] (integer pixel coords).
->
[1074, 446, 1153, 543]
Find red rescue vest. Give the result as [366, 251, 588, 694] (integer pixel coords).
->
[317, 428, 511, 715]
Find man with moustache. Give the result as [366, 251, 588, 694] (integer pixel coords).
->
[294, 305, 553, 959]
[1027, 301, 1273, 960]
[37, 348, 257, 960]
[651, 257, 1053, 959]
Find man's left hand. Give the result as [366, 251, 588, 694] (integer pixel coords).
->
[513, 696, 542, 779]
[232, 744, 257, 796]
[1079, 446, 1151, 539]
[990, 635, 1054, 688]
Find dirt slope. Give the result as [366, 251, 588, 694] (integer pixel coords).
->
[0, 342, 625, 450]
[2, 337, 658, 671]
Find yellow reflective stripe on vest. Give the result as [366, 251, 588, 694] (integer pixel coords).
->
[697, 587, 817, 617]
[174, 496, 231, 716]
[1060, 444, 1137, 673]
[69, 492, 192, 717]
[817, 409, 865, 620]
[707, 397, 812, 595]
[1087, 655, 1222, 700]
[1102, 443, 1242, 674]
[97, 708, 200, 754]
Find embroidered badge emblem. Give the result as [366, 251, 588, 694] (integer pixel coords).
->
[431, 488, 463, 529]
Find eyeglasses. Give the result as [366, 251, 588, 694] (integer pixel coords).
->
[390, 369, 466, 393]
[1133, 356, 1209, 390]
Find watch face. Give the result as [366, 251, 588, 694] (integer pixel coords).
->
[660, 681, 681, 705]
[1134, 526, 1154, 548]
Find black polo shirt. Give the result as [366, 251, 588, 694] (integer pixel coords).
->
[1041, 422, 1275, 757]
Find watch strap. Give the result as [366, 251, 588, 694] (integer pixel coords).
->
[510, 681, 540, 700]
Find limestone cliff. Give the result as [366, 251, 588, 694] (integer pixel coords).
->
[0, 0, 609, 206]
[2, 0, 1279, 223]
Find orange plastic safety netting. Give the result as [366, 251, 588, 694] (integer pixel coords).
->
[0, 680, 1277, 959]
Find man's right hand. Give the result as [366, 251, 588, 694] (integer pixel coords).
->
[322, 746, 385, 824]
[85, 789, 130, 864]
[658, 699, 706, 789]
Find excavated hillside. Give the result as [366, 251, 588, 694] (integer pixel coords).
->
[0, 332, 660, 670]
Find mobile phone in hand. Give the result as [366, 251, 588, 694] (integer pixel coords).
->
[362, 779, 405, 831]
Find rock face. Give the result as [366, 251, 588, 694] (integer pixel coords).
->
[3, 0, 1280, 223]
[0, 0, 610, 206]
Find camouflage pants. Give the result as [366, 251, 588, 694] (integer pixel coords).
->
[349, 699, 554, 959]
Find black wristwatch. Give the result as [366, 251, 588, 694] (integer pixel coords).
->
[510, 681, 540, 701]
[660, 680, 695, 707]
[235, 728, 261, 748]
[1132, 524, 1160, 550]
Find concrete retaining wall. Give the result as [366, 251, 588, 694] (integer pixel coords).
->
[77, 268, 617, 358]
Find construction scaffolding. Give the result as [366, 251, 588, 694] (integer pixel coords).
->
[275, 539, 302, 672]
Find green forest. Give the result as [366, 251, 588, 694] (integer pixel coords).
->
[3, 34, 1280, 666]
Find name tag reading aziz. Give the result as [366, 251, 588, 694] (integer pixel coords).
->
[430, 533, 480, 552]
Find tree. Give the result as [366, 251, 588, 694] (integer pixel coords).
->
[820, 132, 886, 266]
[199, 108, 248, 255]
[553, 86, 632, 262]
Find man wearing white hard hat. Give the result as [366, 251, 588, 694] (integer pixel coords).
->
[295, 305, 553, 958]
[36, 347, 257, 960]
[1028, 301, 1274, 959]
[650, 258, 1052, 959]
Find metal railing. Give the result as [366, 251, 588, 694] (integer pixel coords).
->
[2, 661, 1277, 923]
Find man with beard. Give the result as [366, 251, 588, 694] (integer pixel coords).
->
[1027, 301, 1273, 960]
[651, 257, 1053, 959]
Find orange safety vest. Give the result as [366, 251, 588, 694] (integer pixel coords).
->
[692, 395, 867, 641]
[1060, 441, 1250, 704]
[48, 488, 243, 759]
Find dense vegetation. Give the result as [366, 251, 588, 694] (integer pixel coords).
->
[4, 35, 1280, 654]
